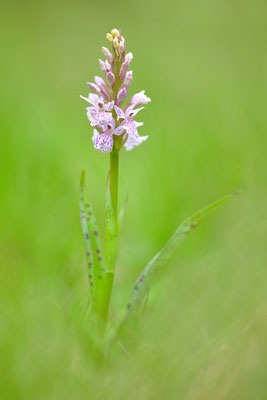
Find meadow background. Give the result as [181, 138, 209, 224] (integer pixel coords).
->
[1, 0, 267, 398]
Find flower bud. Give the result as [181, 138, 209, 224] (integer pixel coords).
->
[123, 70, 133, 89]
[125, 52, 133, 63]
[119, 37, 125, 54]
[119, 60, 129, 78]
[98, 59, 107, 73]
[94, 75, 105, 87]
[101, 47, 113, 63]
[105, 60, 111, 71]
[106, 71, 115, 86]
[113, 37, 119, 49]
[94, 76, 108, 95]
[117, 87, 127, 103]
[106, 33, 113, 43]
[111, 28, 120, 37]
[119, 43, 125, 55]
[87, 82, 101, 94]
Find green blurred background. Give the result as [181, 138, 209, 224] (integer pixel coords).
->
[1, 0, 267, 398]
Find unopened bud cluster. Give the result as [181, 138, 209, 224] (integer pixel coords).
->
[80, 28, 151, 153]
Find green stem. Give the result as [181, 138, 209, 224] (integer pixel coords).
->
[110, 149, 119, 221]
[98, 149, 119, 327]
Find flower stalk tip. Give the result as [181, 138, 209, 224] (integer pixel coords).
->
[80, 28, 151, 153]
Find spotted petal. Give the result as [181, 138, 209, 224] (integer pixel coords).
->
[105, 101, 115, 112]
[94, 134, 113, 153]
[86, 106, 97, 121]
[113, 124, 125, 136]
[114, 105, 126, 120]
[123, 120, 139, 136]
[91, 111, 113, 126]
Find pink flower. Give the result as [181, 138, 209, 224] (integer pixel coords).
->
[113, 104, 148, 150]
[130, 90, 151, 107]
[114, 105, 144, 136]
[80, 93, 114, 126]
[92, 118, 125, 153]
[124, 133, 148, 151]
[93, 131, 113, 153]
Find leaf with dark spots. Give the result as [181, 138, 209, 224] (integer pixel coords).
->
[80, 169, 104, 303]
[118, 193, 236, 330]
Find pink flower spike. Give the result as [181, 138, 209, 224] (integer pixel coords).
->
[114, 105, 126, 120]
[131, 90, 151, 107]
[106, 71, 115, 86]
[81, 29, 151, 153]
[117, 87, 127, 104]
[87, 82, 101, 94]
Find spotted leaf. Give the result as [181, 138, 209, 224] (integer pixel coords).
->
[119, 193, 236, 328]
[80, 169, 104, 303]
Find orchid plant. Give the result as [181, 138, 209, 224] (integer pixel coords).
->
[79, 29, 235, 356]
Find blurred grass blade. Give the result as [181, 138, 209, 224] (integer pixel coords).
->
[118, 192, 128, 235]
[99, 176, 118, 323]
[80, 169, 104, 303]
[120, 193, 236, 326]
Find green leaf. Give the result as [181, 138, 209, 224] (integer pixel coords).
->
[80, 169, 104, 303]
[120, 193, 236, 327]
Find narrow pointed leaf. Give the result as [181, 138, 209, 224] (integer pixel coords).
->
[80, 169, 104, 301]
[121, 193, 236, 326]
